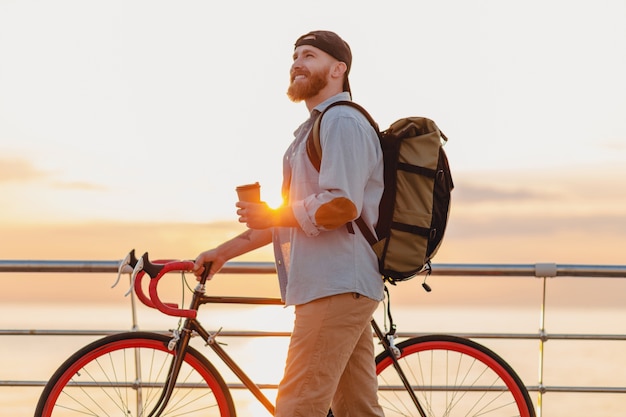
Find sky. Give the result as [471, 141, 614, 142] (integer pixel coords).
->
[1, 0, 625, 264]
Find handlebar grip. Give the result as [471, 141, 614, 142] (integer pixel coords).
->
[148, 260, 197, 318]
[199, 262, 213, 284]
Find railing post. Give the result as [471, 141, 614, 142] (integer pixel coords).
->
[535, 263, 556, 417]
[537, 275, 547, 417]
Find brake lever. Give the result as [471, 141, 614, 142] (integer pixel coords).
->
[126, 255, 145, 297]
[112, 250, 134, 289]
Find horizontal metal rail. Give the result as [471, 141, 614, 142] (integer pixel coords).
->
[1, 259, 626, 415]
[2, 328, 626, 341]
[2, 260, 626, 277]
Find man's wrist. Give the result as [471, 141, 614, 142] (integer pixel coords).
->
[272, 205, 298, 228]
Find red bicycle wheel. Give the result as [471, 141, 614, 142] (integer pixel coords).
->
[376, 334, 536, 417]
[35, 332, 235, 417]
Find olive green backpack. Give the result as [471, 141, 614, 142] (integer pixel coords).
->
[307, 101, 453, 285]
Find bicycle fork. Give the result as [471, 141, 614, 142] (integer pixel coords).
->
[145, 327, 194, 417]
[370, 319, 428, 417]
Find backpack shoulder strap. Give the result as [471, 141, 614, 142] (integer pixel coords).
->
[306, 100, 380, 246]
[306, 100, 379, 171]
[354, 216, 378, 246]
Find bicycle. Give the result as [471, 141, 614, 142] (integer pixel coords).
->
[35, 249, 536, 417]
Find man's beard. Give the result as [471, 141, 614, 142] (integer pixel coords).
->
[287, 68, 328, 102]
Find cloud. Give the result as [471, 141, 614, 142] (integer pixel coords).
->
[452, 182, 554, 204]
[0, 157, 108, 191]
[0, 157, 48, 182]
[448, 212, 626, 239]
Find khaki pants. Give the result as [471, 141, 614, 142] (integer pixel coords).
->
[275, 292, 384, 417]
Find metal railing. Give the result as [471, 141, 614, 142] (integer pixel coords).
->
[1, 259, 625, 417]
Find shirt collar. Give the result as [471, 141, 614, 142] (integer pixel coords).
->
[312, 92, 352, 116]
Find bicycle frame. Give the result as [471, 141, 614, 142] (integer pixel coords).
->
[124, 250, 425, 417]
[158, 309, 278, 415]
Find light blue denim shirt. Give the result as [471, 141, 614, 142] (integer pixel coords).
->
[273, 92, 384, 306]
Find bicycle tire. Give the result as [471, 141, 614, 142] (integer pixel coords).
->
[375, 334, 536, 417]
[34, 331, 236, 417]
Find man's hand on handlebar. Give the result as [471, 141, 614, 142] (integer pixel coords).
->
[193, 249, 225, 281]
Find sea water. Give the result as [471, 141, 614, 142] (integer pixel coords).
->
[1, 301, 625, 417]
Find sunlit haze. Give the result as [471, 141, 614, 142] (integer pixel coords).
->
[1, 0, 625, 265]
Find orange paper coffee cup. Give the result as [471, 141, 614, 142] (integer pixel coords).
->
[236, 182, 261, 203]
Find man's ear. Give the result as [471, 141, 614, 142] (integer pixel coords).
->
[331, 61, 348, 80]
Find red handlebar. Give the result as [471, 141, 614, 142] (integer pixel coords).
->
[147, 260, 197, 318]
[133, 270, 157, 309]
[132, 259, 197, 318]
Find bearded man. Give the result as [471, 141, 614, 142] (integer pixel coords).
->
[194, 30, 385, 417]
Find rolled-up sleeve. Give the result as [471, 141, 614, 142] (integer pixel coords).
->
[292, 199, 321, 236]
[292, 107, 380, 236]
